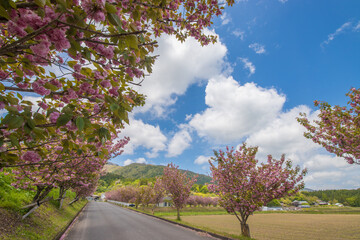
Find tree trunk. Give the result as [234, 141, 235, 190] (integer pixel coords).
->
[59, 191, 66, 210]
[176, 208, 181, 221]
[22, 205, 39, 220]
[240, 222, 251, 238]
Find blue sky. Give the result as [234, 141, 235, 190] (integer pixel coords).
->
[110, 0, 360, 190]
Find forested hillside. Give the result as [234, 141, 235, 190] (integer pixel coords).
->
[103, 163, 212, 185]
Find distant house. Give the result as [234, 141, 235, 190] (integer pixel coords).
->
[292, 200, 310, 208]
[335, 203, 344, 207]
[157, 196, 172, 207]
[261, 206, 283, 211]
[319, 201, 329, 206]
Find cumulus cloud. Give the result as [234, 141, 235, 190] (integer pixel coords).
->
[133, 30, 228, 116]
[189, 75, 285, 143]
[194, 155, 211, 165]
[249, 43, 266, 54]
[239, 58, 256, 76]
[321, 21, 352, 47]
[124, 157, 147, 166]
[184, 73, 359, 189]
[167, 129, 192, 157]
[119, 118, 167, 158]
[246, 105, 318, 159]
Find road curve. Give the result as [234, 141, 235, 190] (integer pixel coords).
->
[64, 201, 218, 240]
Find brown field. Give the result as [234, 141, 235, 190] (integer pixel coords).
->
[167, 214, 360, 240]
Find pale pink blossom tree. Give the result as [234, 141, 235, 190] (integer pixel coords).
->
[161, 163, 197, 220]
[298, 88, 360, 165]
[209, 144, 307, 238]
[150, 178, 165, 215]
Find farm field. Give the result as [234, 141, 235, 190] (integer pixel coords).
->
[165, 213, 360, 240]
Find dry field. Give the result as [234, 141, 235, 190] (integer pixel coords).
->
[167, 214, 360, 240]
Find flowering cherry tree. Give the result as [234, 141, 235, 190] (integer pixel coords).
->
[209, 144, 306, 238]
[161, 163, 197, 220]
[150, 177, 165, 214]
[11, 131, 128, 206]
[0, 0, 234, 169]
[298, 88, 360, 165]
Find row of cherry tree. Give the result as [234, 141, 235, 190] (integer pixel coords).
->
[106, 163, 197, 219]
[0, 0, 234, 214]
[106, 149, 306, 238]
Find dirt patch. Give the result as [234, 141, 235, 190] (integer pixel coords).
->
[168, 213, 360, 240]
[0, 208, 22, 237]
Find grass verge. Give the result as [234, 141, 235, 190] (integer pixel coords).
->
[0, 198, 87, 240]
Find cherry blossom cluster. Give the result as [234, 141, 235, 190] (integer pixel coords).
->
[298, 88, 360, 165]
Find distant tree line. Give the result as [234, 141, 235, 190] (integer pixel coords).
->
[303, 189, 360, 207]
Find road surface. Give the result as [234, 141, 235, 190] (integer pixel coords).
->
[64, 201, 218, 240]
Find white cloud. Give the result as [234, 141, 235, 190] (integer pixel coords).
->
[220, 12, 231, 25]
[278, 0, 288, 3]
[232, 29, 245, 40]
[167, 129, 192, 157]
[119, 118, 167, 158]
[133, 30, 228, 116]
[354, 21, 360, 31]
[321, 21, 352, 47]
[185, 74, 359, 189]
[189, 75, 285, 143]
[123, 157, 148, 166]
[249, 43, 266, 54]
[239, 58, 256, 76]
[194, 155, 211, 165]
[246, 105, 318, 159]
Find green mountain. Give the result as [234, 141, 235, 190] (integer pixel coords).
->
[104, 163, 212, 185]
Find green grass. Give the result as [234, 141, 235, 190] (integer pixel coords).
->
[0, 198, 87, 240]
[0, 172, 35, 213]
[0, 171, 87, 239]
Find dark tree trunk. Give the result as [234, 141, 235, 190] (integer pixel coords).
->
[176, 208, 181, 221]
[240, 222, 251, 238]
[69, 196, 79, 205]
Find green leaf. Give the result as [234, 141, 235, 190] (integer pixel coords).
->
[83, 118, 91, 130]
[8, 0, 17, 9]
[8, 116, 24, 129]
[76, 117, 85, 132]
[34, 0, 46, 7]
[110, 103, 119, 112]
[0, 83, 4, 91]
[126, 35, 138, 49]
[67, 60, 78, 68]
[0, 5, 10, 20]
[44, 82, 58, 91]
[108, 13, 122, 27]
[9, 134, 20, 149]
[56, 113, 72, 127]
[105, 2, 117, 13]
[26, 118, 36, 129]
[98, 127, 110, 140]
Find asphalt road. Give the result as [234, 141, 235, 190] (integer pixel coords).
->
[64, 201, 218, 240]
